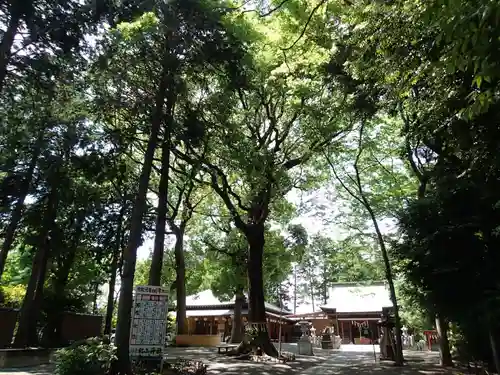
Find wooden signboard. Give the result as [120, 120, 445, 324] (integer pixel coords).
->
[130, 285, 168, 363]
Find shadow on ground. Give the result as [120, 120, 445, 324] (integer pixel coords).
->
[166, 344, 463, 375]
[0, 344, 467, 375]
[299, 350, 462, 375]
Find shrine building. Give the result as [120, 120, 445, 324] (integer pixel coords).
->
[173, 282, 393, 346]
[173, 290, 295, 346]
[289, 282, 394, 344]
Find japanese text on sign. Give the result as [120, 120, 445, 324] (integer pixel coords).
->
[130, 285, 168, 358]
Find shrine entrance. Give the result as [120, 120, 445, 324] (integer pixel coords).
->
[339, 319, 379, 344]
[423, 330, 439, 351]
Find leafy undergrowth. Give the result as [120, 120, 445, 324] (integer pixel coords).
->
[162, 360, 207, 375]
[54, 337, 207, 375]
[54, 337, 115, 375]
[133, 359, 207, 375]
[227, 348, 296, 363]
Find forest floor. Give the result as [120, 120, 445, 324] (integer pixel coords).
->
[0, 344, 468, 375]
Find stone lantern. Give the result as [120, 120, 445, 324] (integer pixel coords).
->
[296, 320, 313, 356]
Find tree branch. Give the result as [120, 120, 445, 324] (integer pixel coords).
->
[324, 151, 364, 206]
[282, 0, 327, 51]
[204, 238, 238, 258]
[172, 148, 248, 231]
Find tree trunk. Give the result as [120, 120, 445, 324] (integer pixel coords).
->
[42, 211, 86, 346]
[92, 283, 99, 315]
[370, 211, 404, 365]
[309, 277, 315, 312]
[322, 266, 328, 305]
[230, 292, 245, 343]
[0, 135, 42, 279]
[293, 265, 297, 314]
[245, 223, 278, 357]
[13, 187, 59, 348]
[348, 131, 404, 365]
[104, 201, 127, 336]
[148, 136, 171, 286]
[104, 250, 119, 336]
[488, 325, 500, 374]
[435, 315, 453, 366]
[322, 283, 327, 306]
[0, 4, 21, 93]
[174, 226, 187, 334]
[112, 72, 169, 375]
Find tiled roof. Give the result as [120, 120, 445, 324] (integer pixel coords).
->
[184, 290, 290, 315]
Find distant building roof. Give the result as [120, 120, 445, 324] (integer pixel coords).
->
[320, 282, 393, 313]
[185, 290, 232, 306]
[184, 290, 290, 315]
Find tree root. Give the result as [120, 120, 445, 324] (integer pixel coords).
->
[225, 329, 287, 362]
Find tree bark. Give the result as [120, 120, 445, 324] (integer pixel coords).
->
[245, 223, 278, 357]
[42, 211, 86, 346]
[149, 136, 171, 286]
[0, 4, 21, 93]
[104, 201, 127, 336]
[349, 123, 404, 365]
[309, 277, 315, 312]
[13, 187, 59, 348]
[104, 249, 119, 336]
[0, 134, 42, 280]
[435, 315, 453, 366]
[230, 292, 245, 343]
[293, 265, 297, 314]
[112, 72, 169, 375]
[488, 325, 500, 374]
[367, 204, 404, 365]
[322, 265, 328, 305]
[174, 226, 187, 334]
[92, 283, 99, 315]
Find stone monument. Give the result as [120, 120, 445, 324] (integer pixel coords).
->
[296, 321, 314, 356]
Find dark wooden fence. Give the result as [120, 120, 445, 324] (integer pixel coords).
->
[0, 308, 18, 348]
[0, 308, 103, 348]
[60, 312, 103, 343]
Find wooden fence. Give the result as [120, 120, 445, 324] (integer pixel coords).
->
[0, 308, 103, 348]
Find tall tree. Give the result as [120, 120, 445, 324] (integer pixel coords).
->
[165, 158, 205, 334]
[91, 2, 246, 371]
[324, 119, 411, 365]
[323, 0, 500, 368]
[0, 0, 115, 94]
[175, 30, 345, 354]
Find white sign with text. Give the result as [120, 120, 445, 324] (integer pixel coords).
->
[129, 285, 168, 358]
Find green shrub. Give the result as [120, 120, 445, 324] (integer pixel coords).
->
[54, 337, 116, 375]
[0, 284, 26, 308]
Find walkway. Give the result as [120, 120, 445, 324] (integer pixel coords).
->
[0, 344, 463, 375]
